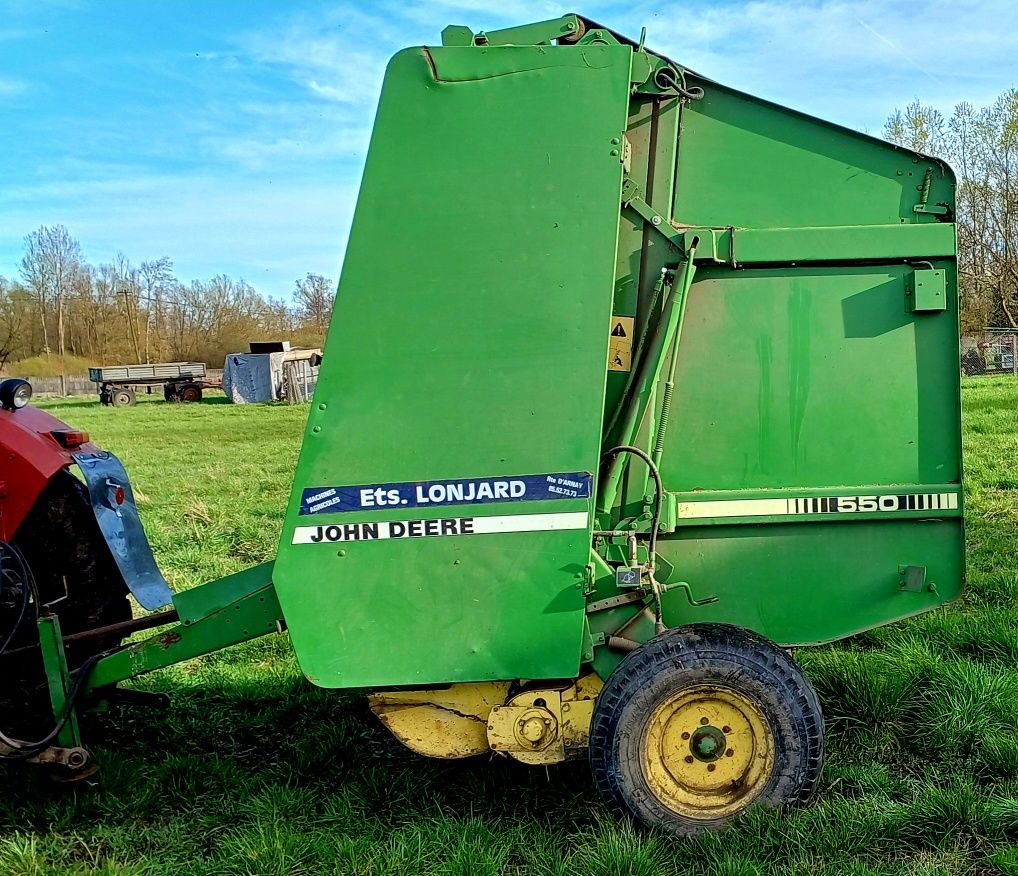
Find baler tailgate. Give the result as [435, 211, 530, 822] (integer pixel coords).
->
[272, 44, 634, 687]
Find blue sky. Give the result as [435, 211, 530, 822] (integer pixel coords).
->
[2, 0, 1017, 298]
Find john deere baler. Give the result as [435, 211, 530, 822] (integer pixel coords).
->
[0, 14, 961, 836]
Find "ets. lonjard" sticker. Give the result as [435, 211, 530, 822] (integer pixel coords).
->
[299, 471, 592, 516]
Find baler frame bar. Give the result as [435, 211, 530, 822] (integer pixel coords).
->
[82, 562, 283, 694]
[26, 561, 285, 770]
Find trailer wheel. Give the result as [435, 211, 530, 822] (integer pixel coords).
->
[111, 388, 136, 407]
[177, 382, 202, 403]
[589, 623, 824, 836]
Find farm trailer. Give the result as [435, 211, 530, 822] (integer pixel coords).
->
[88, 361, 210, 407]
[0, 14, 962, 835]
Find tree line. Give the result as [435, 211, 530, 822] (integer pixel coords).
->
[0, 224, 334, 373]
[885, 88, 1018, 334]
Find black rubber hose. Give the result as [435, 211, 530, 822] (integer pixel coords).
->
[0, 545, 29, 656]
[0, 540, 97, 756]
[654, 66, 705, 100]
[601, 445, 664, 563]
[0, 652, 104, 755]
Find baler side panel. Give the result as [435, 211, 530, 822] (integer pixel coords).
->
[672, 81, 955, 230]
[273, 45, 633, 688]
[647, 77, 963, 644]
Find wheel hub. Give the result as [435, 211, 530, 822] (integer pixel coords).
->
[641, 685, 775, 820]
[689, 724, 726, 762]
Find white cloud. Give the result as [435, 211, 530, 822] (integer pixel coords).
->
[611, 0, 1018, 131]
[4, 0, 1018, 297]
[0, 171, 357, 293]
[0, 77, 28, 98]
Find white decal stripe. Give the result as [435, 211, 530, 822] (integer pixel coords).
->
[291, 511, 589, 544]
[677, 493, 961, 519]
[468, 512, 589, 533]
[677, 499, 791, 519]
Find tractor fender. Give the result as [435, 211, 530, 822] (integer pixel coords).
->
[72, 451, 172, 611]
[0, 405, 173, 611]
[0, 404, 87, 540]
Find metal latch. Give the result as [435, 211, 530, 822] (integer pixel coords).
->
[620, 177, 684, 249]
[898, 564, 935, 593]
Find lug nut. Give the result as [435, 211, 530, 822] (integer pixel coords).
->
[726, 748, 734, 757]
[681, 731, 690, 740]
[707, 763, 716, 772]
[700, 717, 709, 725]
[684, 755, 694, 764]
[722, 725, 731, 733]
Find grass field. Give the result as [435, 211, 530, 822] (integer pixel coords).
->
[1, 381, 1018, 875]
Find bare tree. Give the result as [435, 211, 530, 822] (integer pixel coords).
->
[294, 273, 334, 333]
[2, 230, 337, 375]
[139, 257, 173, 363]
[0, 278, 31, 370]
[20, 225, 82, 392]
[885, 91, 1018, 333]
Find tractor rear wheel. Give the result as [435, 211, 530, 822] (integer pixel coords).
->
[589, 623, 823, 836]
[0, 473, 132, 739]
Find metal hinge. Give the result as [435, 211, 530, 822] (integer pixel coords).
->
[913, 168, 950, 218]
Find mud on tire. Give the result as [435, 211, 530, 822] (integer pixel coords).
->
[589, 623, 824, 836]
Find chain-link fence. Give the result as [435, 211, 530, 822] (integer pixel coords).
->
[961, 329, 1018, 376]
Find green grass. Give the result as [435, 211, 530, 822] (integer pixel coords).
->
[2, 382, 1018, 874]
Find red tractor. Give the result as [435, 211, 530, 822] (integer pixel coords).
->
[0, 378, 171, 757]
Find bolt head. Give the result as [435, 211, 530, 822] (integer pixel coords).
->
[700, 717, 709, 726]
[684, 755, 694, 764]
[707, 763, 716, 772]
[520, 716, 547, 743]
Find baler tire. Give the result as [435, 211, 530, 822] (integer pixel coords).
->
[0, 472, 132, 738]
[588, 623, 824, 836]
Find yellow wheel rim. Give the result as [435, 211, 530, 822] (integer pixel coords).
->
[641, 685, 775, 820]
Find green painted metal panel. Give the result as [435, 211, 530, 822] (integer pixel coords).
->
[661, 264, 961, 491]
[657, 519, 963, 645]
[577, 31, 962, 670]
[672, 81, 955, 230]
[273, 44, 633, 688]
[600, 57, 964, 652]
